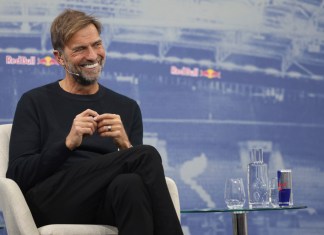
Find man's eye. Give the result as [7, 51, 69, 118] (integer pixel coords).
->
[74, 48, 85, 53]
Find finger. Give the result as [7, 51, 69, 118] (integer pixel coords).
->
[74, 118, 98, 134]
[74, 116, 97, 128]
[97, 124, 113, 134]
[95, 113, 119, 122]
[97, 116, 122, 129]
[98, 122, 124, 134]
[77, 109, 99, 118]
[74, 126, 96, 136]
[97, 120, 119, 129]
[99, 128, 121, 138]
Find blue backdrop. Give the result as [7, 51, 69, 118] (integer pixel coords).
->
[1, 1, 324, 234]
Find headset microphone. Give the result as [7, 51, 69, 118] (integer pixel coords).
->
[58, 53, 80, 77]
[65, 68, 80, 77]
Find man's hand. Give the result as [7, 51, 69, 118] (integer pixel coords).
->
[65, 109, 99, 150]
[95, 113, 132, 150]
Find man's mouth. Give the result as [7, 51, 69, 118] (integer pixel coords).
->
[81, 62, 99, 69]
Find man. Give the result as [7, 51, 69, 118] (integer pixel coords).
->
[6, 9, 183, 235]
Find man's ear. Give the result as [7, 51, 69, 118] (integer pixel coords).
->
[53, 50, 64, 66]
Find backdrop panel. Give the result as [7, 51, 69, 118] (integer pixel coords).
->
[0, 1, 324, 234]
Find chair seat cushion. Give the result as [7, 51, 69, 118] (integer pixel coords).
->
[38, 224, 118, 235]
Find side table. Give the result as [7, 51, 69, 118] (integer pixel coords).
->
[181, 205, 307, 235]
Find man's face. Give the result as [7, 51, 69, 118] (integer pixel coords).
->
[61, 24, 106, 85]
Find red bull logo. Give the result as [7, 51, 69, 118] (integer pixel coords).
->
[170, 66, 199, 77]
[200, 68, 221, 79]
[37, 56, 59, 66]
[6, 55, 36, 65]
[170, 66, 221, 79]
[5, 55, 59, 66]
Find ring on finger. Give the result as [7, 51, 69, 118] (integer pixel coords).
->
[107, 125, 112, 132]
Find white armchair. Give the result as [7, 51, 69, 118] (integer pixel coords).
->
[0, 124, 181, 235]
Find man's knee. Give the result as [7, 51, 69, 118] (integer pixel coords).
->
[135, 145, 162, 163]
[110, 173, 146, 195]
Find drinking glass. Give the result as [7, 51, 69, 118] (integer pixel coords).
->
[224, 178, 246, 209]
[269, 177, 279, 207]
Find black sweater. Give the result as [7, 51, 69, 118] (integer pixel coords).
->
[6, 81, 143, 193]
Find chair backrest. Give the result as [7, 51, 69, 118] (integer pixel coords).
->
[0, 124, 12, 177]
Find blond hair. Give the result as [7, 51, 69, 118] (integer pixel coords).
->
[50, 9, 102, 51]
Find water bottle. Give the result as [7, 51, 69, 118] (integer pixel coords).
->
[247, 148, 270, 208]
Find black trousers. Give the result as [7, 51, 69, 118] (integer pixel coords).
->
[25, 145, 183, 235]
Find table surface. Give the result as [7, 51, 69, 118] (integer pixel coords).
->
[181, 205, 307, 213]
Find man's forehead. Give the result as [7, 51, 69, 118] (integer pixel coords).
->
[66, 25, 102, 47]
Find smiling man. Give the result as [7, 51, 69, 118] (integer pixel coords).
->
[6, 9, 183, 235]
[53, 22, 106, 89]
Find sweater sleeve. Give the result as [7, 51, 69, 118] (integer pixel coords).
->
[6, 93, 72, 193]
[128, 101, 143, 147]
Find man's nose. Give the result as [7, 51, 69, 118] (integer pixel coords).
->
[86, 47, 98, 60]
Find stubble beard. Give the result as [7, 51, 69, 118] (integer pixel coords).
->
[67, 58, 106, 86]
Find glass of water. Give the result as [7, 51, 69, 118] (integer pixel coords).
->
[224, 178, 246, 209]
[269, 177, 279, 207]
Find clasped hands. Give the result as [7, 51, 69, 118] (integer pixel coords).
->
[66, 109, 132, 151]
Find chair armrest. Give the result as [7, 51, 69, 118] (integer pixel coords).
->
[0, 178, 39, 235]
[165, 177, 181, 221]
[0, 124, 11, 178]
